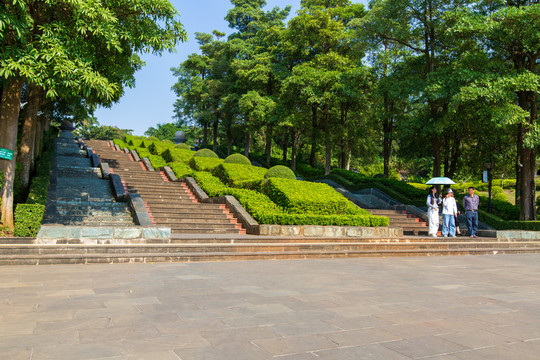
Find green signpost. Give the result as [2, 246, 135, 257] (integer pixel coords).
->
[0, 148, 14, 161]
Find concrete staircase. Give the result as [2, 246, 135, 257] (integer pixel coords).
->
[85, 140, 246, 235]
[368, 209, 430, 236]
[42, 131, 135, 227]
[1, 235, 540, 265]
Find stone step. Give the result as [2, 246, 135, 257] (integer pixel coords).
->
[56, 166, 102, 178]
[4, 241, 540, 255]
[390, 221, 427, 227]
[150, 209, 230, 217]
[169, 223, 241, 230]
[171, 228, 244, 235]
[143, 203, 224, 210]
[56, 156, 92, 168]
[44, 215, 134, 223]
[2, 246, 540, 265]
[152, 216, 233, 223]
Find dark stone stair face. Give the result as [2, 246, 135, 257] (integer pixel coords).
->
[44, 136, 137, 228]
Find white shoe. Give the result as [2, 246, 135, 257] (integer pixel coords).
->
[443, 235, 448, 237]
[432, 234, 437, 237]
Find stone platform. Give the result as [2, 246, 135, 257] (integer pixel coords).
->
[0, 255, 539, 359]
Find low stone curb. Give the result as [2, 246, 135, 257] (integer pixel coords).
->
[161, 166, 177, 182]
[497, 230, 540, 241]
[141, 157, 154, 171]
[37, 225, 171, 245]
[259, 225, 403, 238]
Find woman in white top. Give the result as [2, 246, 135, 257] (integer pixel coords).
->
[442, 188, 458, 237]
[426, 186, 442, 237]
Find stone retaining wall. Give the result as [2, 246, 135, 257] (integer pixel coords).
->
[37, 225, 171, 245]
[497, 230, 540, 241]
[259, 225, 403, 238]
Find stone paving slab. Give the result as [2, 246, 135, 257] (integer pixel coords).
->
[0, 255, 540, 359]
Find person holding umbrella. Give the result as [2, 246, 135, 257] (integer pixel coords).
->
[425, 177, 456, 237]
[427, 186, 442, 237]
[442, 189, 458, 237]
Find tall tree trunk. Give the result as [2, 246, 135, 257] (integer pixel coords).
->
[309, 105, 318, 167]
[323, 102, 331, 176]
[265, 123, 273, 167]
[340, 104, 349, 170]
[515, 125, 522, 205]
[212, 116, 218, 153]
[0, 77, 25, 229]
[518, 91, 538, 220]
[203, 123, 208, 145]
[443, 135, 450, 177]
[282, 131, 288, 163]
[447, 136, 460, 179]
[431, 135, 441, 177]
[244, 130, 251, 158]
[345, 150, 351, 170]
[290, 129, 298, 171]
[226, 124, 232, 156]
[17, 82, 42, 192]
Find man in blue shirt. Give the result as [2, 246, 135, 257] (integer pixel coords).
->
[463, 186, 480, 237]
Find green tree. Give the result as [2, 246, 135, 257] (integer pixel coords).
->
[0, 0, 185, 229]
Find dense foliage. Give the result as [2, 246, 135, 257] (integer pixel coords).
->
[170, 0, 540, 221]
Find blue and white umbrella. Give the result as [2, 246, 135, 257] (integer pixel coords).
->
[425, 177, 455, 185]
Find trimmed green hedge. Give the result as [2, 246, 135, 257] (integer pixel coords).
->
[265, 165, 296, 180]
[168, 162, 193, 179]
[147, 155, 167, 169]
[162, 148, 194, 163]
[189, 157, 224, 171]
[213, 163, 267, 188]
[224, 153, 251, 165]
[261, 178, 370, 216]
[192, 172, 388, 226]
[148, 141, 174, 155]
[14, 204, 45, 237]
[193, 148, 219, 158]
[175, 143, 192, 150]
[136, 148, 151, 158]
[113, 139, 128, 149]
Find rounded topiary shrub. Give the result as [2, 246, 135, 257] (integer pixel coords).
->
[146, 136, 159, 141]
[224, 153, 251, 165]
[175, 143, 192, 150]
[193, 148, 218, 158]
[264, 165, 296, 180]
[162, 139, 173, 144]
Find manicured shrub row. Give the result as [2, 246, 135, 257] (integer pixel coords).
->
[193, 148, 219, 158]
[136, 148, 151, 158]
[162, 148, 194, 163]
[168, 162, 193, 179]
[14, 130, 56, 237]
[148, 141, 175, 155]
[175, 143, 191, 150]
[265, 165, 296, 180]
[189, 157, 224, 171]
[213, 163, 267, 188]
[260, 178, 370, 216]
[14, 204, 45, 237]
[224, 153, 251, 165]
[113, 139, 128, 149]
[147, 155, 167, 169]
[191, 172, 388, 226]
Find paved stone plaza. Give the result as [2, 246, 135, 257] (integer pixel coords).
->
[1, 255, 540, 359]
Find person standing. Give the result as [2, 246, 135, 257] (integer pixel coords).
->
[442, 189, 458, 237]
[463, 186, 480, 238]
[427, 186, 442, 237]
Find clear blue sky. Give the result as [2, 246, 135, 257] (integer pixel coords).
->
[94, 0, 365, 136]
